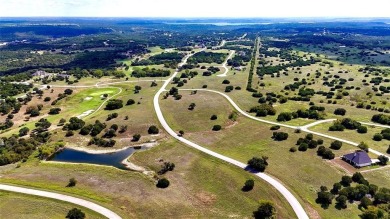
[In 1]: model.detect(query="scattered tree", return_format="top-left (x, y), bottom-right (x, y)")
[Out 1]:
top-left (247, 156), bottom-right (268, 172)
top-left (242, 179), bottom-right (255, 191)
top-left (66, 208), bottom-right (85, 219)
top-left (67, 178), bottom-right (77, 187)
top-left (156, 178), bottom-right (170, 188)
top-left (253, 200), bottom-right (276, 219)
top-left (148, 125), bottom-right (159, 134)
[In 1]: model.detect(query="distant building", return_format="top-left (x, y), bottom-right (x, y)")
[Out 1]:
top-left (32, 70), bottom-right (49, 77)
top-left (342, 151), bottom-right (372, 168)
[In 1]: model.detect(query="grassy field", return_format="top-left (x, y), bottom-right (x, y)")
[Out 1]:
top-left (310, 122), bottom-right (390, 154)
top-left (0, 137), bottom-right (296, 219)
top-left (160, 90), bottom-right (366, 219)
top-left (0, 191), bottom-right (104, 219)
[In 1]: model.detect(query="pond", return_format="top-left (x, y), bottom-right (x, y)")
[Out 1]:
top-left (50, 147), bottom-right (145, 170)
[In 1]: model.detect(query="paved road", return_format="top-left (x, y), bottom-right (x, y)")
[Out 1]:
top-left (300, 119), bottom-right (336, 129)
top-left (360, 121), bottom-right (390, 129)
top-left (154, 52), bottom-right (309, 219)
top-left (217, 50), bottom-right (235, 77)
top-left (179, 89), bottom-right (390, 160)
top-left (0, 184), bottom-right (121, 219)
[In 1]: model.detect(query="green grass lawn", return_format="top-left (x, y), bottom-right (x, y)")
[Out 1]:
top-left (310, 122), bottom-right (390, 154)
top-left (0, 87), bottom-right (120, 138)
top-left (0, 191), bottom-right (104, 219)
top-left (0, 138), bottom-right (296, 219)
top-left (159, 90), bottom-right (366, 219)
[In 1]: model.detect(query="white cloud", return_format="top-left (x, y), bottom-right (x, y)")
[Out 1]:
top-left (0, 0), bottom-right (389, 17)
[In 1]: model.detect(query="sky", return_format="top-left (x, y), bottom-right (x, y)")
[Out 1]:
top-left (0, 0), bottom-right (389, 18)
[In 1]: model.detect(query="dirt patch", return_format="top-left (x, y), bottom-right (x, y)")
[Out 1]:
top-left (305, 203), bottom-right (321, 219)
top-left (329, 158), bottom-right (357, 174)
top-left (195, 192), bottom-right (216, 206)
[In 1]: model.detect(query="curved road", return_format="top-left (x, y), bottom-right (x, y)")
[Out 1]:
top-left (0, 184), bottom-right (121, 219)
top-left (217, 50), bottom-right (235, 77)
top-left (179, 89), bottom-right (389, 159)
top-left (154, 52), bottom-right (309, 219)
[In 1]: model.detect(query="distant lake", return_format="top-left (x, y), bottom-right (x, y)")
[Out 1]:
top-left (165, 22), bottom-right (272, 26)
top-left (50, 147), bottom-right (145, 170)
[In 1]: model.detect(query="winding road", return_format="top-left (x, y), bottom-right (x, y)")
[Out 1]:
top-left (179, 89), bottom-right (389, 159)
top-left (154, 51), bottom-right (309, 219)
top-left (217, 50), bottom-right (235, 77)
top-left (4, 39), bottom-right (389, 219)
top-left (0, 184), bottom-right (121, 219)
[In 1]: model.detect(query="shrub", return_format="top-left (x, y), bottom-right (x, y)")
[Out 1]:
top-left (210, 115), bottom-right (218, 120)
top-left (359, 197), bottom-right (373, 209)
top-left (329, 122), bottom-right (345, 131)
top-left (126, 99), bottom-right (135, 105)
top-left (242, 179), bottom-right (255, 191)
top-left (305, 133), bottom-right (313, 140)
top-left (247, 156), bottom-right (268, 172)
top-left (225, 85), bottom-right (234, 92)
top-left (65, 130), bottom-right (74, 137)
top-left (212, 125), bottom-right (222, 131)
top-left (298, 143), bottom-right (308, 151)
top-left (19, 127), bottom-right (30, 136)
top-left (67, 178), bottom-right (77, 187)
top-left (373, 133), bottom-right (383, 141)
top-left (316, 186), bottom-right (334, 206)
top-left (357, 126), bottom-right (368, 134)
top-left (387, 145), bottom-right (390, 154)
top-left (63, 117), bottom-right (85, 131)
top-left (330, 140), bottom-right (343, 150)
top-left (352, 172), bottom-right (365, 184)
top-left (334, 108), bottom-right (347, 116)
top-left (341, 176), bottom-right (352, 187)
top-left (277, 112), bottom-right (292, 122)
top-left (317, 146), bottom-right (335, 159)
top-left (270, 125), bottom-right (280, 130)
top-left (66, 208), bottom-right (85, 219)
top-left (358, 142), bottom-right (369, 152)
top-left (336, 195), bottom-right (348, 209)
top-left (253, 200), bottom-right (276, 219)
top-left (378, 155), bottom-right (389, 165)
top-left (49, 108), bottom-right (61, 115)
top-left (308, 140), bottom-right (318, 149)
top-left (158, 162), bottom-right (175, 175)
top-left (105, 99), bottom-right (123, 110)
top-left (272, 132), bottom-right (288, 141)
top-left (44, 97), bottom-right (51, 102)
top-left (289, 147), bottom-right (297, 152)
top-left (222, 79), bottom-right (230, 84)
top-left (132, 134), bottom-right (141, 141)
top-left (188, 103), bottom-right (196, 110)
top-left (156, 178), bottom-right (170, 188)
top-left (148, 125), bottom-right (159, 134)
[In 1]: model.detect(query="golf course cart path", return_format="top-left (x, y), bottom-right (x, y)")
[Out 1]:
top-left (0, 184), bottom-right (121, 219)
top-left (154, 50), bottom-right (309, 219)
top-left (217, 50), bottom-right (235, 77)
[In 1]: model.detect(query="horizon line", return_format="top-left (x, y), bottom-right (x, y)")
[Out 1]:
top-left (1, 16), bottom-right (390, 19)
